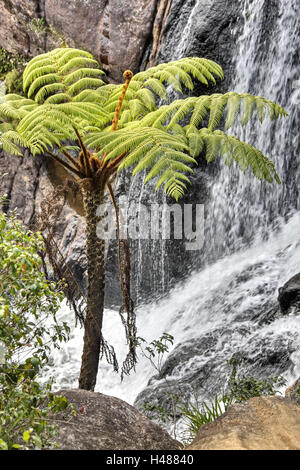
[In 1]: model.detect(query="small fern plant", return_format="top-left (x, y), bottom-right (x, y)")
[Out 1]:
top-left (0, 47), bottom-right (287, 391)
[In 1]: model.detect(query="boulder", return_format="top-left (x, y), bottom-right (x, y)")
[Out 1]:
top-left (186, 396), bottom-right (300, 450)
top-left (278, 273), bottom-right (300, 313)
top-left (285, 377), bottom-right (300, 404)
top-left (52, 389), bottom-right (183, 450)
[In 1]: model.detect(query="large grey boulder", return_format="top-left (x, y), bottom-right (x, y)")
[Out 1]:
top-left (52, 389), bottom-right (183, 450)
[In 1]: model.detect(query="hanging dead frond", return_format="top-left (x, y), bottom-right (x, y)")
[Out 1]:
top-left (35, 180), bottom-right (86, 326)
top-left (107, 182), bottom-right (137, 379)
top-left (99, 334), bottom-right (119, 373)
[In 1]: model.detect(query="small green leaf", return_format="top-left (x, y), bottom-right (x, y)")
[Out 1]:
top-left (23, 430), bottom-right (31, 443)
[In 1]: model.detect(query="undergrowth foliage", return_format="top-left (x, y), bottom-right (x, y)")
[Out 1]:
top-left (0, 47), bottom-right (287, 201)
top-left (0, 188), bottom-right (70, 449)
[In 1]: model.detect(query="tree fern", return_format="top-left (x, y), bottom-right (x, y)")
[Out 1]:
top-left (0, 47), bottom-right (287, 199)
top-left (0, 46), bottom-right (288, 391)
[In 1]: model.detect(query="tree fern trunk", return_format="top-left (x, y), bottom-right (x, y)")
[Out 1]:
top-left (78, 178), bottom-right (106, 390)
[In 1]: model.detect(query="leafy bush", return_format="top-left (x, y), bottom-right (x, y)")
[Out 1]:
top-left (0, 48), bottom-right (26, 80)
top-left (4, 69), bottom-right (24, 95)
top-left (0, 188), bottom-right (71, 449)
top-left (0, 48), bottom-right (27, 96)
top-left (225, 357), bottom-right (286, 403)
top-left (29, 18), bottom-right (47, 34)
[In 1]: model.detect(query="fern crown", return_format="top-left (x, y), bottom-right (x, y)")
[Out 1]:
top-left (0, 47), bottom-right (287, 200)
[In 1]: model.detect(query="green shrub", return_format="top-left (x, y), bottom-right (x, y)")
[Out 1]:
top-left (0, 48), bottom-right (27, 80)
top-left (29, 18), bottom-right (47, 34)
top-left (4, 69), bottom-right (24, 95)
top-left (225, 357), bottom-right (286, 402)
top-left (0, 188), bottom-right (71, 449)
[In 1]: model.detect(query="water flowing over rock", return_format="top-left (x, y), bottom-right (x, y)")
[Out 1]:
top-left (186, 396), bottom-right (300, 450)
top-left (133, 0), bottom-right (300, 435)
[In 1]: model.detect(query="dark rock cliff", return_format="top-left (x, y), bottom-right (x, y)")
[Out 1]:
top-left (0, 0), bottom-right (158, 82)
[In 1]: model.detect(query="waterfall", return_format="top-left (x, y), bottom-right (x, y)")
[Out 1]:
top-left (42, 0), bottom-right (300, 437)
top-left (206, 0), bottom-right (300, 261)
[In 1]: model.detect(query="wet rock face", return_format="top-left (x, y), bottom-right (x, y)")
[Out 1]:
top-left (0, 0), bottom-right (45, 58)
top-left (156, 0), bottom-right (241, 91)
top-left (0, 0), bottom-right (157, 82)
top-left (52, 389), bottom-right (183, 450)
top-left (0, 149), bottom-right (41, 225)
top-left (278, 273), bottom-right (300, 313)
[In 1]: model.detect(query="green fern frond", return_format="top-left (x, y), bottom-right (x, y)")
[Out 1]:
top-left (136, 92), bottom-right (287, 135)
top-left (0, 129), bottom-right (35, 155)
top-left (186, 126), bottom-right (205, 157)
top-left (44, 93), bottom-right (70, 104)
top-left (27, 73), bottom-right (60, 98)
top-left (190, 96), bottom-right (212, 127)
top-left (224, 92), bottom-right (242, 130)
top-left (167, 98), bottom-right (198, 129)
top-left (198, 128), bottom-right (281, 183)
top-left (23, 61), bottom-right (57, 88)
top-left (142, 78), bottom-right (168, 100)
top-left (0, 122), bottom-right (14, 133)
top-left (22, 48), bottom-right (105, 104)
top-left (34, 83), bottom-right (66, 103)
top-left (0, 104), bottom-right (20, 122)
top-left (0, 134), bottom-right (23, 155)
top-left (4, 96), bottom-right (37, 109)
top-left (207, 94), bottom-right (227, 130)
top-left (0, 47), bottom-right (286, 202)
top-left (133, 57), bottom-right (223, 94)
top-left (63, 67), bottom-right (105, 85)
top-left (60, 57), bottom-right (99, 75)
top-left (135, 88), bottom-right (156, 111)
top-left (68, 78), bottom-right (105, 97)
top-left (223, 92), bottom-right (287, 130)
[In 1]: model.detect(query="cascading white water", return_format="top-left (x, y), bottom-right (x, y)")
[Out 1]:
top-left (206, 0), bottom-right (300, 261)
top-left (43, 210), bottom-right (300, 403)
top-left (42, 0), bottom-right (300, 434)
